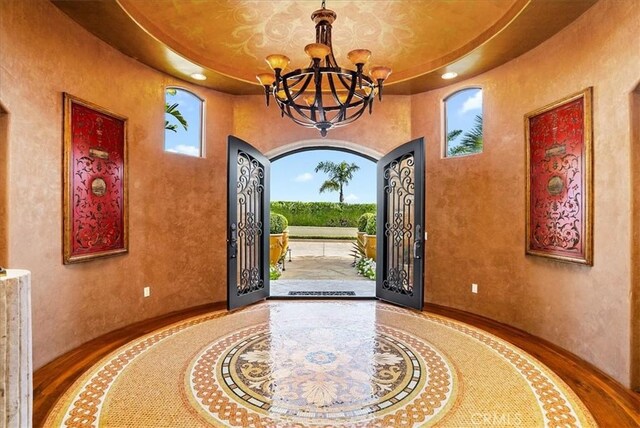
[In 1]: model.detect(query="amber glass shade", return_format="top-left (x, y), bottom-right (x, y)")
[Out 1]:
top-left (347, 49), bottom-right (371, 65)
top-left (370, 66), bottom-right (392, 81)
top-left (256, 73), bottom-right (275, 87)
top-left (276, 90), bottom-right (287, 100)
top-left (265, 54), bottom-right (290, 71)
top-left (337, 93), bottom-right (349, 104)
top-left (304, 43), bottom-right (331, 60)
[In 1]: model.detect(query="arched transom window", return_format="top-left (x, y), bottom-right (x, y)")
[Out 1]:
top-left (444, 88), bottom-right (483, 157)
top-left (164, 87), bottom-right (204, 157)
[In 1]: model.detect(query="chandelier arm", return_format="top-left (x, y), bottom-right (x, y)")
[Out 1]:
top-left (280, 101), bottom-right (315, 126)
top-left (326, 73), bottom-right (345, 106)
top-left (314, 67), bottom-right (327, 124)
top-left (326, 73), bottom-right (350, 122)
top-left (331, 103), bottom-right (368, 127)
top-left (283, 106), bottom-right (318, 128)
top-left (283, 73), bottom-right (307, 90)
top-left (279, 78), bottom-right (316, 123)
top-left (280, 98), bottom-right (314, 124)
top-left (282, 73), bottom-right (314, 102)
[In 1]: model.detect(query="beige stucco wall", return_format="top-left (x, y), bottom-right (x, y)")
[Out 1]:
top-left (411, 0), bottom-right (639, 386)
top-left (0, 0), bottom-right (233, 369)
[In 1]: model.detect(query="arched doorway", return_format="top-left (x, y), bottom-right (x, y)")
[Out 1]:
top-left (265, 138), bottom-right (383, 162)
top-left (227, 135), bottom-right (426, 311)
top-left (268, 145), bottom-right (377, 298)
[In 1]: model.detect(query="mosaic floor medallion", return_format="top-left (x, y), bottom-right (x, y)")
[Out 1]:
top-left (44, 301), bottom-right (597, 427)
top-left (188, 324), bottom-right (453, 425)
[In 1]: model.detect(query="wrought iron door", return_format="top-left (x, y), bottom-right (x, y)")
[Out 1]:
top-left (376, 138), bottom-right (425, 310)
top-left (227, 136), bottom-right (270, 310)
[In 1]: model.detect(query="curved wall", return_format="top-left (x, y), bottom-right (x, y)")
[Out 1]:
top-left (0, 0), bottom-right (233, 369)
top-left (2, 0), bottom-right (638, 388)
top-left (410, 0), bottom-right (639, 385)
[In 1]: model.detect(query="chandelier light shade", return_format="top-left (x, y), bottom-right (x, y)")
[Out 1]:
top-left (255, 0), bottom-right (392, 137)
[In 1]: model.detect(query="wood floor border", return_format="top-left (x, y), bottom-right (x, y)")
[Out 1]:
top-left (33, 300), bottom-right (639, 427)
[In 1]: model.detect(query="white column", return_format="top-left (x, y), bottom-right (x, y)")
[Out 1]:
top-left (0, 270), bottom-right (32, 428)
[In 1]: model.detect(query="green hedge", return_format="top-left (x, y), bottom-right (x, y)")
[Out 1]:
top-left (271, 201), bottom-right (376, 227)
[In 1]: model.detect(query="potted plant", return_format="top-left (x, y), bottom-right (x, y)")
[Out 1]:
top-left (364, 215), bottom-right (377, 259)
top-left (269, 213), bottom-right (287, 265)
top-left (357, 213), bottom-right (374, 245)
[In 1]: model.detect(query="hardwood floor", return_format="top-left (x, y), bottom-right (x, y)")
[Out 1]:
top-left (33, 300), bottom-right (639, 427)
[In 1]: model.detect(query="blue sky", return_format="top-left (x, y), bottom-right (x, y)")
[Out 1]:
top-left (446, 88), bottom-right (483, 152)
top-left (165, 89), bottom-right (203, 156)
top-left (271, 150), bottom-right (376, 203)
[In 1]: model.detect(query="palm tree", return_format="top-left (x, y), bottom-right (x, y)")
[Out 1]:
top-left (165, 102), bottom-right (188, 133)
top-left (165, 88), bottom-right (188, 133)
top-left (449, 114), bottom-right (483, 156)
top-left (314, 161), bottom-right (360, 203)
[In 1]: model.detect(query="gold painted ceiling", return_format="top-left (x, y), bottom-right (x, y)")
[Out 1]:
top-left (52, 0), bottom-right (598, 95)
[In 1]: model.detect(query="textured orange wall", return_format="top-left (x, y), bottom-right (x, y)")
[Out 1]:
top-left (632, 86), bottom-right (640, 389)
top-left (0, 111), bottom-right (7, 267)
top-left (411, 0), bottom-right (639, 385)
top-left (232, 95), bottom-right (412, 156)
top-left (0, 0), bottom-right (233, 369)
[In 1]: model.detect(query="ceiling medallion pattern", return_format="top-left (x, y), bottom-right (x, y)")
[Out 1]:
top-left (256, 0), bottom-right (393, 136)
top-left (54, 1), bottom-right (598, 94)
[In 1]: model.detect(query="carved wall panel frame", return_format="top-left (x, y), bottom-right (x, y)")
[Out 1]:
top-left (63, 93), bottom-right (128, 264)
top-left (525, 87), bottom-right (593, 265)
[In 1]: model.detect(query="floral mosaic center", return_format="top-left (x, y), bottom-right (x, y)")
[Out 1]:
top-left (305, 350), bottom-right (337, 365)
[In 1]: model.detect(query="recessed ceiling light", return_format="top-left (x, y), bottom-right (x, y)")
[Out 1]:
top-left (441, 72), bottom-right (458, 80)
top-left (190, 73), bottom-right (207, 81)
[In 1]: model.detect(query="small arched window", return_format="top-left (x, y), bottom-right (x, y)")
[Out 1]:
top-left (444, 88), bottom-right (483, 157)
top-left (164, 87), bottom-right (204, 157)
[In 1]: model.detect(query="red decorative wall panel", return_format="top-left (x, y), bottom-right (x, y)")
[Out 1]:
top-left (526, 89), bottom-right (592, 265)
top-left (63, 94), bottom-right (128, 263)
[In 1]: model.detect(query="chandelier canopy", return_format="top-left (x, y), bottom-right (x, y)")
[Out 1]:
top-left (256, 1), bottom-right (392, 137)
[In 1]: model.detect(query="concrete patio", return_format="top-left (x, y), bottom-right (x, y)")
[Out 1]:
top-left (271, 239), bottom-right (375, 297)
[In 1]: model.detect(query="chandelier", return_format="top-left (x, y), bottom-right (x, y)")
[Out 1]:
top-left (256, 0), bottom-right (392, 137)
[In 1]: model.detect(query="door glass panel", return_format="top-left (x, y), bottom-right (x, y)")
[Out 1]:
top-left (383, 153), bottom-right (415, 296)
top-left (236, 150), bottom-right (265, 295)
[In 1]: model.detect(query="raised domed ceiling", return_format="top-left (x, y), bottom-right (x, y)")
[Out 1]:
top-left (53, 0), bottom-right (597, 95)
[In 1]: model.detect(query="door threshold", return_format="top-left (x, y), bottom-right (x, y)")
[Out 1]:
top-left (267, 296), bottom-right (378, 301)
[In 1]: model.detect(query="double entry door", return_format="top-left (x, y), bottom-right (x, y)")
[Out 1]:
top-left (227, 135), bottom-right (425, 311)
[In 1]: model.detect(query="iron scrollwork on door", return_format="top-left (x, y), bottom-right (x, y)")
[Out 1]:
top-left (236, 150), bottom-right (265, 295)
top-left (382, 153), bottom-right (415, 296)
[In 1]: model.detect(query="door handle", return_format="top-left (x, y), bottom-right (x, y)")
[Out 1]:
top-left (229, 223), bottom-right (237, 259)
top-left (413, 225), bottom-right (422, 259)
